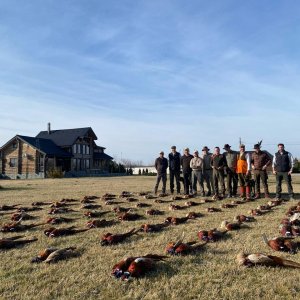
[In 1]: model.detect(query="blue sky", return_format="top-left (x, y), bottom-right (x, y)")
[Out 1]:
top-left (0, 0), bottom-right (300, 164)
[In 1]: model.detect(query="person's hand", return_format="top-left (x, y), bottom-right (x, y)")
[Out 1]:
top-left (246, 170), bottom-right (251, 176)
top-left (262, 165), bottom-right (267, 170)
top-left (288, 171), bottom-right (292, 176)
top-left (273, 170), bottom-right (277, 175)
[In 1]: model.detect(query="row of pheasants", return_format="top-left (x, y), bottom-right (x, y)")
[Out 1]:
top-left (1, 191), bottom-right (300, 280)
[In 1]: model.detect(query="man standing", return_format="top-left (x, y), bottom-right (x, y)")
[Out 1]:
top-left (190, 150), bottom-right (204, 196)
top-left (202, 146), bottom-right (214, 196)
top-left (236, 144), bottom-right (251, 200)
top-left (272, 143), bottom-right (294, 200)
top-left (211, 147), bottom-right (227, 200)
top-left (223, 144), bottom-right (238, 198)
top-left (251, 143), bottom-right (271, 199)
top-left (168, 146), bottom-right (181, 194)
top-left (154, 151), bottom-right (168, 195)
top-left (180, 148), bottom-right (193, 195)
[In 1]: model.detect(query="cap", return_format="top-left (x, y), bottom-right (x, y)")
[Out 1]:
top-left (159, 151), bottom-right (164, 154)
top-left (184, 147), bottom-right (190, 152)
top-left (223, 144), bottom-right (231, 150)
top-left (171, 146), bottom-right (176, 149)
top-left (253, 144), bottom-right (260, 150)
top-left (194, 150), bottom-right (199, 154)
top-left (240, 144), bottom-right (245, 148)
top-left (202, 146), bottom-right (210, 151)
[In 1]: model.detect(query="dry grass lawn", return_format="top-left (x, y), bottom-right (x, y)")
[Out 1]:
top-left (0, 175), bottom-right (300, 300)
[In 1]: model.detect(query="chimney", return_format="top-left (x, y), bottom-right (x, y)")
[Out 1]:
top-left (47, 122), bottom-right (51, 134)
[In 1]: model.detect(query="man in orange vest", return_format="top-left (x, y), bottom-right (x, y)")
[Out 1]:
top-left (236, 144), bottom-right (251, 200)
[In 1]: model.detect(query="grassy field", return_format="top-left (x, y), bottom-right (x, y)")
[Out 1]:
top-left (0, 176), bottom-right (300, 300)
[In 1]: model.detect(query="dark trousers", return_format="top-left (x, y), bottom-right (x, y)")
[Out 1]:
top-left (191, 170), bottom-right (204, 194)
top-left (169, 170), bottom-right (181, 193)
top-left (213, 169), bottom-right (225, 196)
top-left (276, 172), bottom-right (293, 198)
top-left (154, 173), bottom-right (167, 194)
top-left (203, 169), bottom-right (214, 194)
top-left (226, 168), bottom-right (238, 196)
top-left (253, 170), bottom-right (269, 194)
top-left (183, 171), bottom-right (192, 195)
top-left (238, 173), bottom-right (251, 187)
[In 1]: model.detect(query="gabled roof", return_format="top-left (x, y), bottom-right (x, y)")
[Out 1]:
top-left (0, 135), bottom-right (72, 158)
top-left (93, 152), bottom-right (113, 160)
top-left (36, 127), bottom-right (97, 147)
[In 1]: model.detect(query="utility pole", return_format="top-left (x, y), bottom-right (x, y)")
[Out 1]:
top-left (239, 137), bottom-right (242, 146)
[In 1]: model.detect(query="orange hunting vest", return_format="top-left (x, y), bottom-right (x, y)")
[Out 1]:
top-left (237, 153), bottom-right (247, 174)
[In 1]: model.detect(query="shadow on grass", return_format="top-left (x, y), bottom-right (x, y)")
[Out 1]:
top-left (0, 186), bottom-right (35, 191)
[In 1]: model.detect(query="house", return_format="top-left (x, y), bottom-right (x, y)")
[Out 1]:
top-left (0, 124), bottom-right (113, 179)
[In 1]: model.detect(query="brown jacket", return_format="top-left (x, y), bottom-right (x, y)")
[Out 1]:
top-left (251, 151), bottom-right (271, 170)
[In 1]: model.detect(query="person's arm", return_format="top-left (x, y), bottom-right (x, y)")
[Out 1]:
top-left (262, 153), bottom-right (271, 170)
top-left (246, 153), bottom-right (251, 173)
top-left (272, 155), bottom-right (277, 174)
top-left (165, 158), bottom-right (169, 169)
top-left (155, 158), bottom-right (158, 170)
top-left (288, 152), bottom-right (294, 175)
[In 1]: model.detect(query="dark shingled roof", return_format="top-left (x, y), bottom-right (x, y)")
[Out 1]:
top-left (18, 135), bottom-right (72, 157)
top-left (36, 127), bottom-right (97, 147)
top-left (93, 152), bottom-right (113, 160)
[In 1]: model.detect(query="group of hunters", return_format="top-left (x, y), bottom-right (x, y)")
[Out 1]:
top-left (154, 143), bottom-right (295, 201)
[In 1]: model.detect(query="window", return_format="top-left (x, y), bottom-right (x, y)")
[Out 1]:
top-left (12, 142), bottom-right (17, 149)
top-left (83, 145), bottom-right (86, 155)
top-left (72, 158), bottom-right (77, 169)
top-left (86, 145), bottom-right (90, 155)
top-left (73, 144), bottom-right (77, 154)
top-left (86, 159), bottom-right (90, 169)
top-left (77, 144), bottom-right (81, 154)
top-left (9, 158), bottom-right (17, 167)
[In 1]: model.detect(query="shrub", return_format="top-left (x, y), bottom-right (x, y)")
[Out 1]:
top-left (47, 168), bottom-right (64, 178)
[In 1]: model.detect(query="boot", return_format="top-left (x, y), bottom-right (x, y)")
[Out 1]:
top-left (240, 186), bottom-right (246, 199)
top-left (246, 186), bottom-right (251, 200)
top-left (264, 189), bottom-right (270, 199)
top-left (254, 193), bottom-right (260, 199)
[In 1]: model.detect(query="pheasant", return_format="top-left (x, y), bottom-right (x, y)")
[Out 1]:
top-left (169, 204), bottom-right (184, 211)
top-left (100, 228), bottom-right (139, 246)
top-left (164, 216), bottom-right (189, 225)
top-left (135, 203), bottom-right (151, 208)
top-left (31, 247), bottom-right (58, 262)
top-left (1, 221), bottom-right (45, 232)
top-left (121, 255), bottom-right (167, 280)
top-left (146, 209), bottom-right (163, 216)
top-left (184, 201), bottom-right (198, 207)
top-left (233, 215), bottom-right (255, 223)
top-left (17, 206), bottom-right (42, 212)
top-left (0, 236), bottom-right (38, 249)
top-left (48, 207), bottom-right (74, 214)
top-left (262, 234), bottom-right (298, 254)
top-left (117, 212), bottom-right (142, 221)
top-left (221, 204), bottom-right (238, 209)
top-left (279, 224), bottom-right (292, 237)
top-left (126, 197), bottom-right (138, 202)
top-left (11, 212), bottom-right (36, 221)
top-left (140, 223), bottom-right (169, 233)
top-left (119, 191), bottom-right (132, 198)
top-left (46, 217), bottom-right (76, 225)
top-left (206, 207), bottom-right (222, 213)
top-left (0, 204), bottom-right (20, 211)
top-left (236, 252), bottom-right (300, 268)
top-left (198, 228), bottom-right (228, 242)
top-left (84, 211), bottom-right (109, 218)
top-left (112, 254), bottom-right (167, 280)
top-left (86, 219), bottom-right (115, 228)
top-left (81, 204), bottom-right (101, 210)
top-left (44, 226), bottom-right (89, 238)
top-left (220, 220), bottom-right (242, 231)
top-left (185, 212), bottom-right (201, 219)
top-left (171, 196), bottom-right (184, 200)
top-left (31, 201), bottom-right (52, 206)
top-left (291, 226), bottom-right (300, 236)
top-left (165, 239), bottom-right (207, 255)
